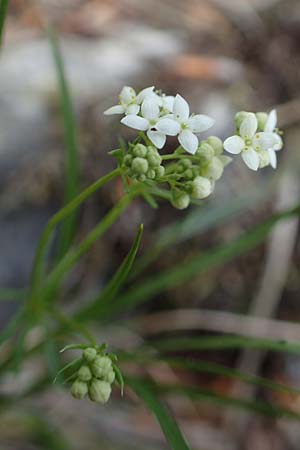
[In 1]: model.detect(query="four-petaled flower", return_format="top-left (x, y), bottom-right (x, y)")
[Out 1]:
top-left (224, 113), bottom-right (279, 171)
top-left (104, 86), bottom-right (155, 116)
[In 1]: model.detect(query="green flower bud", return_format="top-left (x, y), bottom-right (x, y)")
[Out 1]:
top-left (147, 169), bottom-right (156, 180)
top-left (147, 150), bottom-right (162, 167)
top-left (78, 365), bottom-right (92, 382)
top-left (131, 157), bottom-right (148, 174)
top-left (258, 150), bottom-right (270, 168)
top-left (91, 356), bottom-right (112, 379)
top-left (172, 192), bottom-right (190, 210)
top-left (132, 143), bottom-right (147, 158)
top-left (204, 156), bottom-right (224, 181)
top-left (83, 347), bottom-right (97, 363)
top-left (71, 379), bottom-right (88, 399)
top-left (180, 158), bottom-right (192, 169)
top-left (207, 136), bottom-right (223, 155)
top-left (123, 154), bottom-right (133, 167)
top-left (256, 112), bottom-right (268, 131)
top-left (138, 174), bottom-right (146, 182)
top-left (89, 380), bottom-right (112, 404)
top-left (235, 111), bottom-right (249, 130)
top-left (191, 176), bottom-right (212, 199)
top-left (155, 166), bottom-right (165, 178)
top-left (196, 142), bottom-right (214, 163)
top-left (184, 169), bottom-right (194, 180)
top-left (103, 369), bottom-right (116, 384)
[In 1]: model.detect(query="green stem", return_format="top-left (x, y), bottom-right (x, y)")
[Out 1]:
top-left (162, 154), bottom-right (198, 162)
top-left (29, 168), bottom-right (121, 297)
top-left (30, 185), bottom-right (141, 314)
top-left (0, 0), bottom-right (9, 47)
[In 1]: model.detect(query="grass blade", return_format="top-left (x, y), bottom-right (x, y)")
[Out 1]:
top-left (79, 224), bottom-right (144, 319)
top-left (0, 306), bottom-right (24, 346)
top-left (127, 377), bottom-right (191, 450)
top-left (0, 0), bottom-right (9, 47)
top-left (48, 26), bottom-right (80, 259)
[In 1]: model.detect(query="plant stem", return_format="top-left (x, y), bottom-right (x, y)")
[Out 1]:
top-left (0, 0), bottom-right (9, 47)
top-left (29, 168), bottom-right (121, 298)
top-left (162, 154), bottom-right (198, 162)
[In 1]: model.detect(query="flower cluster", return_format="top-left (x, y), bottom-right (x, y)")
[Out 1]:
top-left (104, 86), bottom-right (284, 209)
top-left (224, 110), bottom-right (283, 170)
top-left (68, 346), bottom-right (120, 404)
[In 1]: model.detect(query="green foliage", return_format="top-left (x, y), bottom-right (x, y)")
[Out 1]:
top-left (0, 0), bottom-right (9, 46)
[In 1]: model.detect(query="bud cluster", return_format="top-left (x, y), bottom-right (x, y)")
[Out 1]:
top-left (70, 347), bottom-right (117, 404)
top-left (123, 143), bottom-right (165, 182)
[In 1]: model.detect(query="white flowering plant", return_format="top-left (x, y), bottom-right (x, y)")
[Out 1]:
top-left (2, 25), bottom-right (300, 450)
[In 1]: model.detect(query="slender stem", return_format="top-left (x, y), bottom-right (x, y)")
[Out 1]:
top-left (0, 0), bottom-right (9, 47)
top-left (162, 154), bottom-right (198, 162)
top-left (29, 168), bottom-right (121, 297)
top-left (30, 185), bottom-right (141, 314)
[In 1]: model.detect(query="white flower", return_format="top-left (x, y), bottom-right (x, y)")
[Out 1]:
top-left (263, 109), bottom-right (283, 169)
top-left (104, 86), bottom-right (155, 116)
top-left (121, 97), bottom-right (179, 149)
top-left (224, 113), bottom-right (279, 171)
top-left (160, 94), bottom-right (215, 155)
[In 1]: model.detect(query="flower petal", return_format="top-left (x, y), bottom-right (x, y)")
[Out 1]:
top-left (188, 114), bottom-right (215, 133)
top-left (141, 98), bottom-right (160, 120)
top-left (254, 132), bottom-right (279, 151)
top-left (264, 109), bottom-right (277, 132)
top-left (104, 105), bottom-right (125, 115)
top-left (136, 86), bottom-right (155, 104)
top-left (147, 130), bottom-right (166, 149)
top-left (121, 114), bottom-right (149, 131)
top-left (173, 94), bottom-right (190, 121)
top-left (125, 104), bottom-right (140, 115)
top-left (241, 148), bottom-right (259, 171)
top-left (240, 113), bottom-right (258, 138)
top-left (162, 95), bottom-right (175, 112)
top-left (273, 134), bottom-right (283, 151)
top-left (156, 118), bottom-right (180, 136)
top-left (268, 149), bottom-right (277, 169)
top-left (178, 129), bottom-right (198, 154)
top-left (120, 86), bottom-right (136, 104)
top-left (223, 135), bottom-right (244, 154)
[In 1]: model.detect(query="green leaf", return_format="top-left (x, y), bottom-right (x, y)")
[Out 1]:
top-left (53, 357), bottom-right (82, 383)
top-left (0, 0), bottom-right (9, 46)
top-left (48, 26), bottom-right (80, 260)
top-left (127, 377), bottom-right (191, 450)
top-left (93, 205), bottom-right (300, 318)
top-left (152, 334), bottom-right (300, 355)
top-left (78, 224), bottom-right (144, 319)
top-left (0, 306), bottom-right (24, 346)
top-left (112, 362), bottom-right (124, 395)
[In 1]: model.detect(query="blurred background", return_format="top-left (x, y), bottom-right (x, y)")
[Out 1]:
top-left (1, 0), bottom-right (300, 449)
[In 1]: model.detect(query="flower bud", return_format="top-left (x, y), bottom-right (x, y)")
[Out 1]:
top-left (180, 158), bottom-right (192, 169)
top-left (83, 347), bottom-right (97, 363)
top-left (147, 149), bottom-right (162, 167)
top-left (235, 111), bottom-right (249, 130)
top-left (204, 157), bottom-right (224, 181)
top-left (184, 169), bottom-right (194, 180)
top-left (172, 192), bottom-right (190, 210)
top-left (91, 356), bottom-right (112, 378)
top-left (191, 176), bottom-right (212, 199)
top-left (207, 136), bottom-right (223, 155)
top-left (256, 112), bottom-right (268, 131)
top-left (89, 380), bottom-right (112, 404)
top-left (132, 143), bottom-right (147, 158)
top-left (71, 379), bottom-right (88, 399)
top-left (147, 169), bottom-right (156, 180)
top-left (103, 369), bottom-right (116, 384)
top-left (155, 166), bottom-right (165, 178)
top-left (131, 157), bottom-right (149, 174)
top-left (123, 154), bottom-right (133, 167)
top-left (196, 142), bottom-right (214, 163)
top-left (78, 365), bottom-right (92, 382)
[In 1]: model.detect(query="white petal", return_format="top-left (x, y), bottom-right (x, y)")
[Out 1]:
top-left (125, 104), bottom-right (140, 115)
top-left (120, 86), bottom-right (136, 104)
top-left (104, 105), bottom-right (125, 115)
top-left (188, 114), bottom-right (215, 133)
top-left (241, 148), bottom-right (259, 171)
top-left (268, 149), bottom-right (277, 169)
top-left (240, 113), bottom-right (258, 138)
top-left (156, 118), bottom-right (180, 136)
top-left (147, 130), bottom-right (166, 149)
top-left (253, 132), bottom-right (279, 151)
top-left (162, 96), bottom-right (175, 112)
top-left (121, 114), bottom-right (149, 131)
top-left (141, 98), bottom-right (160, 120)
top-left (136, 86), bottom-right (155, 104)
top-left (173, 94), bottom-right (190, 121)
top-left (273, 134), bottom-right (283, 151)
top-left (223, 135), bottom-right (244, 154)
top-left (178, 129), bottom-right (198, 154)
top-left (264, 109), bottom-right (277, 132)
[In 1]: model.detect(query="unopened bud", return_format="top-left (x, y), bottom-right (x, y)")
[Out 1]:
top-left (132, 143), bottom-right (147, 158)
top-left (191, 176), bottom-right (212, 199)
top-left (103, 369), bottom-right (116, 384)
top-left (155, 166), bottom-right (165, 178)
top-left (78, 365), bottom-right (92, 382)
top-left (196, 142), bottom-right (214, 162)
top-left (71, 379), bottom-right (88, 400)
top-left (147, 148), bottom-right (162, 167)
top-left (172, 192), bottom-right (190, 210)
top-left (131, 157), bottom-right (148, 174)
top-left (256, 112), bottom-right (268, 131)
top-left (89, 380), bottom-right (112, 404)
top-left (235, 111), bottom-right (249, 130)
top-left (91, 356), bottom-right (112, 379)
top-left (207, 136), bottom-right (223, 155)
top-left (83, 347), bottom-right (97, 363)
top-left (204, 157), bottom-right (224, 180)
